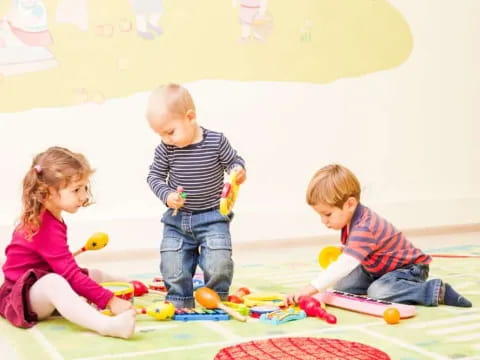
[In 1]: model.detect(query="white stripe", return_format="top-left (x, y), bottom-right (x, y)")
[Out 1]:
top-left (450, 282), bottom-right (476, 290)
top-left (409, 314), bottom-right (480, 329)
top-left (0, 333), bottom-right (19, 360)
top-left (248, 270), bottom-right (315, 279)
top-left (428, 322), bottom-right (480, 335)
top-left (358, 327), bottom-right (448, 360)
top-left (279, 278), bottom-right (318, 286)
top-left (268, 273), bottom-right (318, 281)
top-left (200, 321), bottom-right (243, 341)
top-left (136, 323), bottom-right (179, 333)
top-left (28, 326), bottom-right (65, 360)
top-left (450, 333), bottom-right (480, 342)
top-left (437, 306), bottom-right (480, 315)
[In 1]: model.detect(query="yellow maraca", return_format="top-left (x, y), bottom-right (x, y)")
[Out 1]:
top-left (136, 302), bottom-right (175, 320)
top-left (219, 170), bottom-right (241, 216)
top-left (195, 287), bottom-right (247, 322)
top-left (73, 232), bottom-right (109, 257)
top-left (103, 302), bottom-right (175, 321)
top-left (318, 246), bottom-right (343, 269)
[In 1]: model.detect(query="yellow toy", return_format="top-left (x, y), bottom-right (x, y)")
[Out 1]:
top-left (219, 170), bottom-right (241, 215)
top-left (242, 293), bottom-right (285, 307)
top-left (136, 302), bottom-right (175, 320)
top-left (318, 245), bottom-right (342, 269)
top-left (73, 232), bottom-right (109, 256)
top-left (103, 302), bottom-right (175, 321)
top-left (100, 282), bottom-right (134, 301)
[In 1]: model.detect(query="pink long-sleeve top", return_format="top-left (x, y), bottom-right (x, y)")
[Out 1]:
top-left (2, 210), bottom-right (113, 309)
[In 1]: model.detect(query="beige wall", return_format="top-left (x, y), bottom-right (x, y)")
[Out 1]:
top-left (1, 0), bottom-right (479, 252)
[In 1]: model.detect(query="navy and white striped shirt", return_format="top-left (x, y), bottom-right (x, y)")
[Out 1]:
top-left (147, 128), bottom-right (245, 212)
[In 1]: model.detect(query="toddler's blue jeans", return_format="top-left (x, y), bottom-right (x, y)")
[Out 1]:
top-left (334, 263), bottom-right (442, 306)
top-left (160, 208), bottom-right (234, 308)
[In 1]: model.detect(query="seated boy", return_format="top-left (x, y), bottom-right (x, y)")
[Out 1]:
top-left (285, 164), bottom-right (472, 308)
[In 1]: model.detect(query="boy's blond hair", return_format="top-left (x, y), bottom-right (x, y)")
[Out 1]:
top-left (147, 83), bottom-right (196, 119)
top-left (306, 164), bottom-right (361, 208)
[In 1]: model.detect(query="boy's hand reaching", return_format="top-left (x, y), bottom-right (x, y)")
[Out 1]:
top-left (107, 296), bottom-right (134, 315)
top-left (233, 166), bottom-right (247, 185)
top-left (167, 191), bottom-right (186, 210)
top-left (285, 284), bottom-right (318, 306)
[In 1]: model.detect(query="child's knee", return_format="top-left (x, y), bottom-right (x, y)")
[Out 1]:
top-left (367, 281), bottom-right (391, 300)
top-left (42, 273), bottom-right (67, 286)
top-left (35, 273), bottom-right (71, 296)
top-left (206, 254), bottom-right (233, 275)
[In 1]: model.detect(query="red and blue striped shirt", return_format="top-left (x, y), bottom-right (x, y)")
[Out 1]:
top-left (342, 204), bottom-right (431, 276)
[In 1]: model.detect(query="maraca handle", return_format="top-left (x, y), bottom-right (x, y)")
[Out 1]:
top-left (72, 247), bottom-right (86, 257)
top-left (217, 302), bottom-right (247, 322)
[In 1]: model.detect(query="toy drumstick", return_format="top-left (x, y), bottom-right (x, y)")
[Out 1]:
top-left (172, 186), bottom-right (187, 216)
top-left (73, 232), bottom-right (109, 257)
top-left (194, 287), bottom-right (247, 322)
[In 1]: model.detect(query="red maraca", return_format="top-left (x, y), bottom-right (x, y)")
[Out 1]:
top-left (130, 280), bottom-right (149, 296)
top-left (228, 287), bottom-right (251, 304)
top-left (298, 296), bottom-right (337, 324)
top-left (195, 287), bottom-right (247, 322)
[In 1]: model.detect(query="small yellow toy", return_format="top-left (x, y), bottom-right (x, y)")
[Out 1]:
top-left (136, 302), bottom-right (175, 320)
top-left (103, 302), bottom-right (175, 321)
top-left (73, 232), bottom-right (109, 256)
top-left (318, 245), bottom-right (342, 269)
top-left (219, 170), bottom-right (241, 215)
top-left (242, 293), bottom-right (285, 307)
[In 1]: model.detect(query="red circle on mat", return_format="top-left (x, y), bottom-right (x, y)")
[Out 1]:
top-left (214, 337), bottom-right (391, 360)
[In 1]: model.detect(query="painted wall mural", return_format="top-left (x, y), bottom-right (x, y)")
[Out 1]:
top-left (0, 0), bottom-right (412, 112)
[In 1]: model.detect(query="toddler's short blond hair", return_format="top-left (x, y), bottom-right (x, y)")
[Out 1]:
top-left (147, 83), bottom-right (195, 119)
top-left (306, 164), bottom-right (361, 208)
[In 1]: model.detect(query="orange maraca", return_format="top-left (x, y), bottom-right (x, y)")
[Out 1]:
top-left (194, 287), bottom-right (247, 322)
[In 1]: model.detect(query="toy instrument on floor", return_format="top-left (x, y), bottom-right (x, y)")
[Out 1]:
top-left (194, 287), bottom-right (247, 322)
top-left (314, 290), bottom-right (416, 318)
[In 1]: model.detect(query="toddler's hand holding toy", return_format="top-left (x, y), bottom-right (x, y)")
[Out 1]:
top-left (167, 186), bottom-right (187, 215)
top-left (107, 296), bottom-right (135, 316)
top-left (232, 165), bottom-right (247, 184)
top-left (285, 284), bottom-right (318, 306)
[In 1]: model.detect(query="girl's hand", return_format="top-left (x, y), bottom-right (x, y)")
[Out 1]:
top-left (167, 191), bottom-right (186, 210)
top-left (285, 285), bottom-right (318, 306)
top-left (107, 296), bottom-right (134, 315)
top-left (233, 166), bottom-right (247, 185)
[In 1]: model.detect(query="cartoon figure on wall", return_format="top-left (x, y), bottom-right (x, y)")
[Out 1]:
top-left (0, 0), bottom-right (58, 76)
top-left (56, 0), bottom-right (89, 31)
top-left (129, 0), bottom-right (163, 40)
top-left (232, 0), bottom-right (273, 42)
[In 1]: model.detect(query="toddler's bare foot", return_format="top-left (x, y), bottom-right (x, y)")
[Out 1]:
top-left (101, 309), bottom-right (136, 339)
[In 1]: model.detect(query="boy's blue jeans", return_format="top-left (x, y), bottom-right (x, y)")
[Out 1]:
top-left (334, 263), bottom-right (442, 306)
top-left (160, 208), bottom-right (234, 308)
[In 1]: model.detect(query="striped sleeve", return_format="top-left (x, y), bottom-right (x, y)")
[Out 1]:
top-left (147, 143), bottom-right (173, 205)
top-left (343, 226), bottom-right (377, 262)
top-left (218, 133), bottom-right (245, 172)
